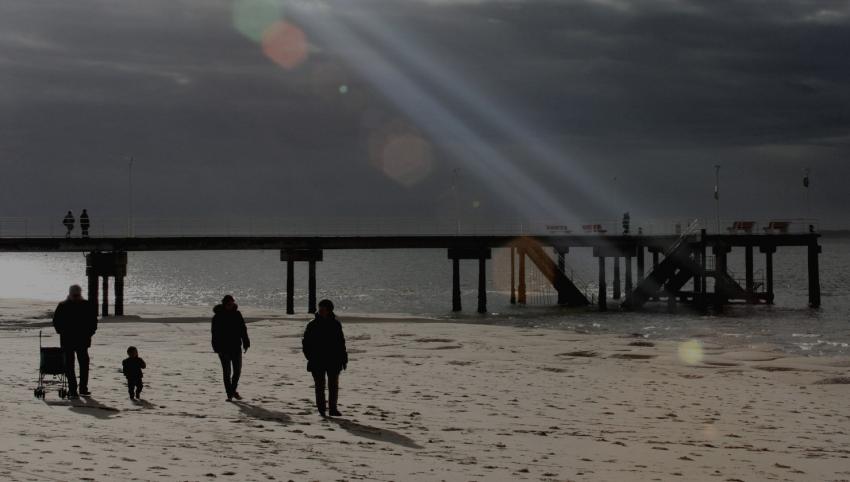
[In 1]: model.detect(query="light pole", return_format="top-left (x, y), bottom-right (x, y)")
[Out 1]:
top-left (127, 156), bottom-right (134, 237)
top-left (714, 164), bottom-right (721, 234)
top-left (803, 167), bottom-right (811, 223)
top-left (451, 168), bottom-right (461, 235)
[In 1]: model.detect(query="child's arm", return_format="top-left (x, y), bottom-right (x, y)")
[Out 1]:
top-left (139, 358), bottom-right (147, 369)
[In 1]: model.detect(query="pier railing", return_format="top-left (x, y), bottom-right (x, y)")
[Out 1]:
top-left (0, 216), bottom-right (819, 239)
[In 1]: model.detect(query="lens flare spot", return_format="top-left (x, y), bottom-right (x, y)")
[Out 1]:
top-left (262, 21), bottom-right (309, 70)
top-left (677, 339), bottom-right (704, 365)
top-left (703, 424), bottom-right (718, 441)
top-left (472, 200), bottom-right (481, 208)
top-left (233, 0), bottom-right (282, 43)
top-left (379, 135), bottom-right (434, 187)
top-left (339, 84), bottom-right (348, 94)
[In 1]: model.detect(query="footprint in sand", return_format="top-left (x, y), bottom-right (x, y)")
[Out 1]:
top-left (609, 353), bottom-right (656, 360)
top-left (557, 350), bottom-right (598, 358)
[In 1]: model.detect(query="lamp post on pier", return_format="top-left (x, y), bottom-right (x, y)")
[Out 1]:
top-left (127, 156), bottom-right (134, 237)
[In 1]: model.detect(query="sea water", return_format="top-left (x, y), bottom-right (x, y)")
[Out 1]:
top-left (1, 236), bottom-right (848, 356)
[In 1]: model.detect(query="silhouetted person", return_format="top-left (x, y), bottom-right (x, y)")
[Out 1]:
top-left (52, 285), bottom-right (97, 398)
top-left (302, 299), bottom-right (348, 417)
top-left (80, 209), bottom-right (90, 238)
top-left (63, 211), bottom-right (75, 239)
top-left (211, 295), bottom-right (250, 401)
top-left (122, 346), bottom-right (147, 400)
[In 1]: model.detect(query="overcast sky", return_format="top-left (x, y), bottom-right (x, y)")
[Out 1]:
top-left (1, 0), bottom-right (848, 230)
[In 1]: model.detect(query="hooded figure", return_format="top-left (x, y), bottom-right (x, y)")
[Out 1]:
top-left (52, 284), bottom-right (97, 398)
top-left (63, 211), bottom-right (75, 239)
top-left (79, 209), bottom-right (90, 238)
top-left (302, 299), bottom-right (348, 417)
top-left (211, 295), bottom-right (250, 401)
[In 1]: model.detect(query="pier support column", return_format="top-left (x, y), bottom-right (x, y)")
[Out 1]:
top-left (625, 256), bottom-right (633, 295)
top-left (281, 249), bottom-right (323, 315)
top-left (760, 245), bottom-right (776, 305)
top-left (518, 249), bottom-right (527, 305)
top-left (808, 242), bottom-right (821, 308)
top-left (509, 248), bottom-right (516, 305)
top-left (598, 256), bottom-right (607, 312)
top-left (613, 257), bottom-right (621, 300)
top-left (745, 246), bottom-right (754, 302)
top-left (87, 273), bottom-right (99, 311)
top-left (286, 259), bottom-right (295, 315)
top-left (86, 251), bottom-right (127, 317)
top-left (636, 247), bottom-right (645, 283)
top-left (102, 276), bottom-right (109, 317)
top-left (115, 276), bottom-right (125, 316)
top-left (452, 258), bottom-right (462, 312)
top-left (448, 248), bottom-right (491, 313)
top-left (477, 257), bottom-right (487, 314)
top-left (308, 260), bottom-right (317, 314)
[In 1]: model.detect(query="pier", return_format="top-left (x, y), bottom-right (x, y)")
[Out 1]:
top-left (0, 226), bottom-right (821, 315)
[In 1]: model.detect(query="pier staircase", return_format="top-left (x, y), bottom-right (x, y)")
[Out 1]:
top-left (622, 240), bottom-right (703, 309)
top-left (517, 241), bottom-right (590, 306)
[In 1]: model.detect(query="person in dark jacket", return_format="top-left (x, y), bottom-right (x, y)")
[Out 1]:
top-left (63, 211), bottom-right (75, 239)
top-left (52, 284), bottom-right (98, 398)
top-left (302, 299), bottom-right (348, 417)
top-left (211, 295), bottom-right (250, 401)
top-left (122, 346), bottom-right (147, 400)
top-left (79, 209), bottom-right (90, 238)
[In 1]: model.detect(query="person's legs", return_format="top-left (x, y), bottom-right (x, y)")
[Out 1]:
top-left (230, 350), bottom-right (243, 394)
top-left (127, 379), bottom-right (135, 398)
top-left (64, 349), bottom-right (78, 395)
top-left (77, 348), bottom-right (90, 393)
top-left (135, 379), bottom-right (143, 398)
top-left (328, 372), bottom-right (340, 414)
top-left (312, 370), bottom-right (327, 414)
top-left (218, 353), bottom-right (233, 396)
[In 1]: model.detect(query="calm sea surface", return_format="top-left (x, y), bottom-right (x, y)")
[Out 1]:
top-left (1, 236), bottom-right (848, 355)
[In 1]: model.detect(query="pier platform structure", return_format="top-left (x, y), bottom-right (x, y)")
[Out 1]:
top-left (0, 230), bottom-right (821, 315)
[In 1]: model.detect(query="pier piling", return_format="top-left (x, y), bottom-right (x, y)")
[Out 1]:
top-left (613, 257), bottom-right (621, 300)
top-left (598, 256), bottom-right (607, 311)
top-left (478, 257), bottom-right (487, 313)
top-left (518, 249), bottom-right (527, 305)
top-left (509, 247), bottom-right (516, 305)
top-left (745, 245), bottom-right (754, 302)
top-left (281, 249), bottom-right (323, 314)
top-left (808, 242), bottom-right (821, 308)
top-left (760, 245), bottom-right (776, 305)
top-left (452, 258), bottom-right (461, 312)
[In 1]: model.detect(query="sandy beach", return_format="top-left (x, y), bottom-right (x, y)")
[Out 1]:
top-left (1, 304), bottom-right (849, 482)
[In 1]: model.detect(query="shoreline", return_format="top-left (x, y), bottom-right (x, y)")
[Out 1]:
top-left (1, 296), bottom-right (845, 359)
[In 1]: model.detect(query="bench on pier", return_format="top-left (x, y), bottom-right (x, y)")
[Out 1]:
top-left (763, 221), bottom-right (790, 234)
top-left (582, 224), bottom-right (607, 234)
top-left (727, 221), bottom-right (755, 234)
top-left (546, 224), bottom-right (572, 234)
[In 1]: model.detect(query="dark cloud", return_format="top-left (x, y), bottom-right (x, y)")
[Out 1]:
top-left (0, 0), bottom-right (848, 228)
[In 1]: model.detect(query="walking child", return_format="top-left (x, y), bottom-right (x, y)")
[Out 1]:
top-left (122, 346), bottom-right (146, 399)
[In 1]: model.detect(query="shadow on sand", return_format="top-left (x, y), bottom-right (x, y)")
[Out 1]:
top-left (132, 398), bottom-right (157, 409)
top-left (232, 401), bottom-right (292, 426)
top-left (45, 397), bottom-right (120, 419)
top-left (327, 417), bottom-right (423, 449)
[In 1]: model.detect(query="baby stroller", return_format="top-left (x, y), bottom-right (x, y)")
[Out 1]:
top-left (34, 330), bottom-right (69, 399)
